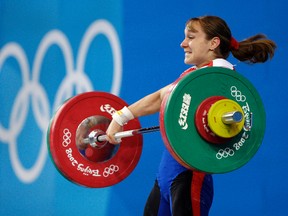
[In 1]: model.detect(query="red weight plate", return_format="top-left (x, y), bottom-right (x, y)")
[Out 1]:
top-left (85, 143), bottom-right (117, 163)
top-left (195, 96), bottom-right (231, 144)
top-left (48, 92), bottom-right (143, 188)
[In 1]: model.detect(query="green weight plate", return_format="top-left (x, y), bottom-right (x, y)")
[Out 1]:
top-left (160, 67), bottom-right (265, 173)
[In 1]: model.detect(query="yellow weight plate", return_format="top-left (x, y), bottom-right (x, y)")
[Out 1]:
top-left (207, 99), bottom-right (244, 138)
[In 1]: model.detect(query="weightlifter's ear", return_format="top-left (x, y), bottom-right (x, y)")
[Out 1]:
top-left (210, 37), bottom-right (220, 50)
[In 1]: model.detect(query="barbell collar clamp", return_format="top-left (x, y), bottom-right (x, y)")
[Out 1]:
top-left (221, 111), bottom-right (243, 124)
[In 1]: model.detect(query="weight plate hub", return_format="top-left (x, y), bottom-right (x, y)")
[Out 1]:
top-left (48, 92), bottom-right (143, 188)
top-left (194, 96), bottom-right (231, 144)
top-left (160, 67), bottom-right (266, 173)
top-left (208, 99), bottom-right (245, 138)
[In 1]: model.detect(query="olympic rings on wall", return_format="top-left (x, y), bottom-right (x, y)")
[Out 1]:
top-left (0, 19), bottom-right (122, 183)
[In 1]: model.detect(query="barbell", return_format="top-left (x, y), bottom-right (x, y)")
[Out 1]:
top-left (47, 67), bottom-right (266, 188)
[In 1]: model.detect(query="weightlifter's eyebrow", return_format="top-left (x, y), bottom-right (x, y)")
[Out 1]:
top-left (186, 25), bottom-right (199, 33)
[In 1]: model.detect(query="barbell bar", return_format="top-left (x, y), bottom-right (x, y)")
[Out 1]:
top-left (83, 110), bottom-right (243, 148)
top-left (83, 126), bottom-right (160, 147)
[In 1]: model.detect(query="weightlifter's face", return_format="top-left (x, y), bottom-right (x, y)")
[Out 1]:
top-left (180, 21), bottom-right (215, 68)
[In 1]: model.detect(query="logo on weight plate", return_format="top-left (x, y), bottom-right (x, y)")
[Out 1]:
top-left (216, 147), bottom-right (235, 159)
top-left (62, 128), bottom-right (72, 147)
top-left (100, 104), bottom-right (117, 116)
top-left (103, 164), bottom-right (119, 177)
top-left (230, 86), bottom-right (246, 102)
top-left (178, 93), bottom-right (191, 130)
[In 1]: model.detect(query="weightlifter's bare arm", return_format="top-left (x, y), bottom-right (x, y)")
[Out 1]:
top-left (106, 84), bottom-right (171, 144)
top-left (128, 84), bottom-right (171, 118)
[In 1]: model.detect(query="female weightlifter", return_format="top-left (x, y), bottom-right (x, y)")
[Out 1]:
top-left (106, 15), bottom-right (276, 216)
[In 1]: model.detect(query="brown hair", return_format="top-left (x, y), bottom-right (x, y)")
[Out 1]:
top-left (186, 16), bottom-right (276, 63)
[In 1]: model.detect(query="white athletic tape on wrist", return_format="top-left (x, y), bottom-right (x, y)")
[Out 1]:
top-left (121, 106), bottom-right (134, 120)
top-left (112, 106), bottom-right (134, 126)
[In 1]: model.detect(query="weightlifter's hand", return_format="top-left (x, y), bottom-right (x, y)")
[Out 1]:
top-left (105, 119), bottom-right (123, 144)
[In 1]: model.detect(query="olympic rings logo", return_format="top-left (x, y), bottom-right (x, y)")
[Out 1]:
top-left (230, 86), bottom-right (246, 102)
top-left (0, 19), bottom-right (122, 183)
top-left (216, 147), bottom-right (235, 160)
top-left (103, 164), bottom-right (119, 177)
top-left (62, 128), bottom-right (72, 147)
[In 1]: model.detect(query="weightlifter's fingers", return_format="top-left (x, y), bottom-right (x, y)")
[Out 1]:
top-left (106, 119), bottom-right (123, 144)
